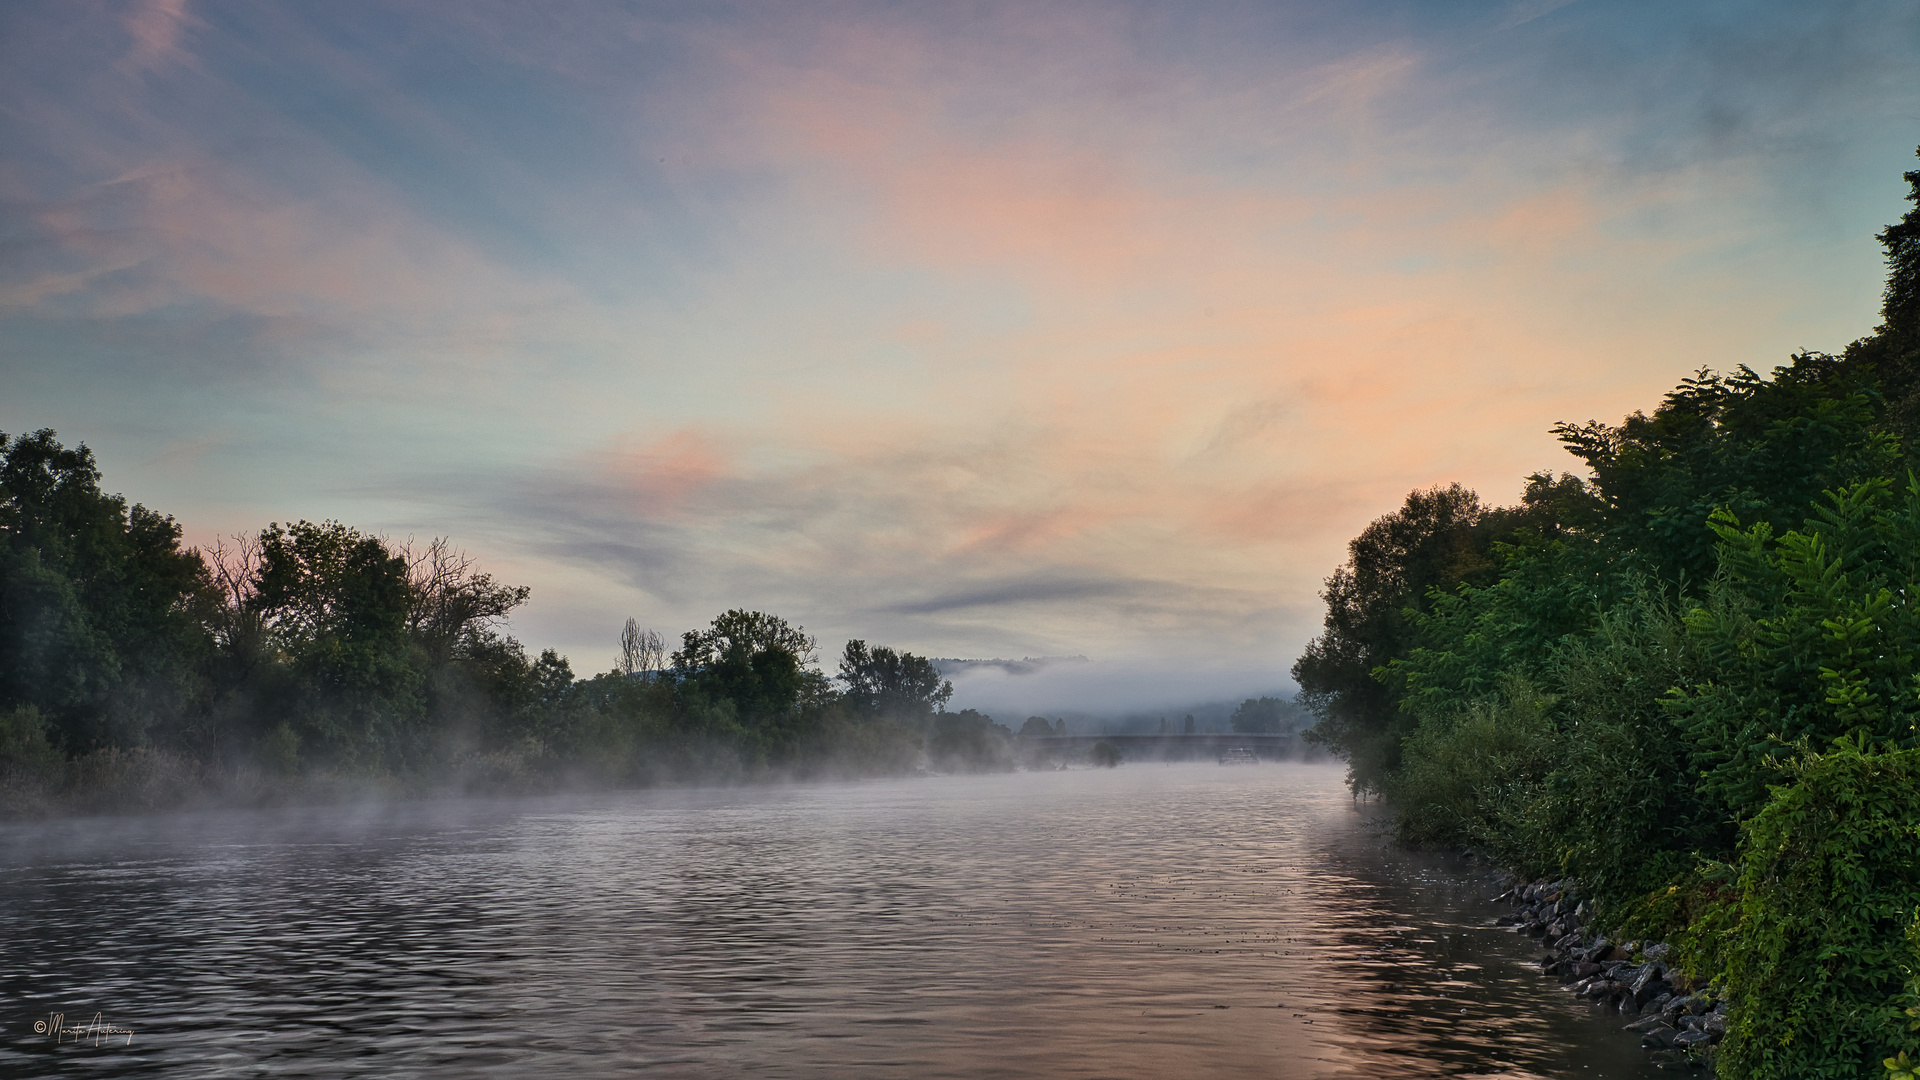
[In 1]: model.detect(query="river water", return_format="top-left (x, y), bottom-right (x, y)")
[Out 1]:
top-left (0, 762), bottom-right (1666, 1078)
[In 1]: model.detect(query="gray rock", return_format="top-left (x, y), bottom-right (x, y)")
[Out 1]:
top-left (1674, 1028), bottom-right (1713, 1048)
top-left (1704, 1013), bottom-right (1726, 1035)
top-left (1643, 942), bottom-right (1670, 960)
top-left (1639, 1024), bottom-right (1679, 1048)
top-left (1633, 980), bottom-right (1671, 1007)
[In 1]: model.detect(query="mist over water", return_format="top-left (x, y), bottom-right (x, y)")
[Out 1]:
top-left (942, 658), bottom-right (1291, 721)
top-left (2, 765), bottom-right (1660, 1078)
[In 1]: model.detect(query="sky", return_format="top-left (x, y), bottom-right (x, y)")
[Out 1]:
top-left (3, 0), bottom-right (1918, 717)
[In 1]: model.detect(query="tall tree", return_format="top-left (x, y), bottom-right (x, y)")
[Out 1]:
top-left (1292, 484), bottom-right (1494, 792)
top-left (837, 640), bottom-right (952, 724)
top-left (250, 520), bottom-right (421, 764)
top-left (617, 618), bottom-right (664, 679)
top-left (672, 610), bottom-right (826, 757)
top-left (1843, 145), bottom-right (1920, 443)
top-left (0, 429), bottom-right (210, 750)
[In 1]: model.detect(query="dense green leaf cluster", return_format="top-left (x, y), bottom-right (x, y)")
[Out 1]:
top-left (1714, 739), bottom-right (1920, 1079)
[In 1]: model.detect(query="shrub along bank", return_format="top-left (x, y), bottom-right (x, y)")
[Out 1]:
top-left (1294, 148), bottom-right (1920, 1079)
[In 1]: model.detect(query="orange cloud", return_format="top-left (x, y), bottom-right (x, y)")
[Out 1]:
top-left (602, 429), bottom-right (730, 517)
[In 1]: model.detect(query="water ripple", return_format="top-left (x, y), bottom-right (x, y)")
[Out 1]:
top-left (0, 764), bottom-right (1660, 1078)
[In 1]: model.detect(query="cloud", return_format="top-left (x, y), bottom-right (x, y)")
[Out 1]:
top-left (3, 0), bottom-right (1916, 685)
top-left (883, 575), bottom-right (1160, 616)
top-left (119, 0), bottom-right (195, 74)
top-left (1495, 0), bottom-right (1579, 33)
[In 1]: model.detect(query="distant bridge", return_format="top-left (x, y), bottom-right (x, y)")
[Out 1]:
top-left (1024, 733), bottom-right (1298, 758)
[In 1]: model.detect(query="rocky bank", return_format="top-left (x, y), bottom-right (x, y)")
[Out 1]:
top-left (1498, 878), bottom-right (1726, 1072)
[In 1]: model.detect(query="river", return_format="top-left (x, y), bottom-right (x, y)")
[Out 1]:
top-left (0, 762), bottom-right (1667, 1078)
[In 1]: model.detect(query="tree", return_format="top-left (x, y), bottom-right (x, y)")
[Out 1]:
top-left (1292, 484), bottom-right (1494, 791)
top-left (250, 520), bottom-right (421, 764)
top-left (673, 610), bottom-right (826, 757)
top-left (0, 429), bottom-right (211, 751)
top-left (1018, 715), bottom-right (1055, 739)
top-left (1293, 478), bottom-right (1602, 794)
top-left (617, 618), bottom-right (664, 680)
top-left (1554, 361), bottom-right (1892, 590)
top-left (1230, 696), bottom-right (1300, 734)
top-left (928, 709), bottom-right (1014, 772)
top-left (400, 537), bottom-right (529, 668)
top-left (1843, 145), bottom-right (1920, 441)
top-left (837, 639), bottom-right (952, 723)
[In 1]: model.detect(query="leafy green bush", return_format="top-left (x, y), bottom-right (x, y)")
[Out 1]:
top-left (1390, 673), bottom-right (1556, 869)
top-left (1541, 593), bottom-right (1727, 924)
top-left (1716, 737), bottom-right (1920, 1080)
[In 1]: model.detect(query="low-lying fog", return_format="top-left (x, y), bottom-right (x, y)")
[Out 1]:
top-left (940, 655), bottom-right (1295, 726)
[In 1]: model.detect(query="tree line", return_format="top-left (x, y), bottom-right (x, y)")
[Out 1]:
top-left (1293, 148), bottom-right (1920, 1078)
top-left (0, 443), bottom-right (1036, 813)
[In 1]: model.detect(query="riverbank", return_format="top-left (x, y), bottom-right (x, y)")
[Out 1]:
top-left (1500, 877), bottom-right (1725, 1072)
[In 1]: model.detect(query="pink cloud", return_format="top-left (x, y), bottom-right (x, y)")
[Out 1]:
top-left (119, 0), bottom-right (195, 74)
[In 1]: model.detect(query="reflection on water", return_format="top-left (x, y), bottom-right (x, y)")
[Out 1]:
top-left (0, 764), bottom-right (1662, 1078)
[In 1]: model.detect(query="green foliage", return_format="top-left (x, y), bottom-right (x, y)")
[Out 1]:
top-left (1539, 592), bottom-right (1725, 923)
top-left (1292, 150), bottom-right (1920, 1076)
top-left (1389, 674), bottom-right (1556, 865)
top-left (252, 520), bottom-right (423, 767)
top-left (1230, 696), bottom-right (1304, 733)
top-left (673, 609), bottom-right (828, 764)
top-left (838, 640), bottom-right (953, 724)
top-left (0, 429), bottom-right (212, 751)
top-left (1554, 359), bottom-right (1897, 591)
top-left (1295, 476), bottom-right (1598, 794)
top-left (1715, 739), bottom-right (1920, 1080)
top-left (1668, 478), bottom-right (1920, 823)
top-left (929, 709), bottom-right (1014, 773)
top-left (1017, 716), bottom-right (1056, 739)
top-left (0, 705), bottom-right (61, 774)
top-left (0, 428), bottom-right (975, 807)
top-left (1849, 148), bottom-right (1920, 442)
